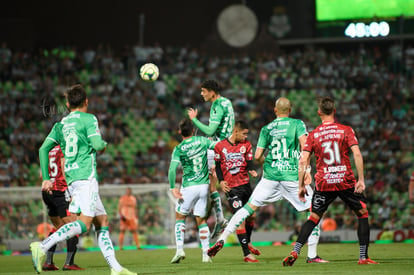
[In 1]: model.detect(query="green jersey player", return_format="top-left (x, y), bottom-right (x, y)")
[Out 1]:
top-left (168, 118), bottom-right (216, 264)
top-left (187, 79), bottom-right (234, 238)
top-left (31, 84), bottom-right (136, 275)
top-left (208, 97), bottom-right (327, 264)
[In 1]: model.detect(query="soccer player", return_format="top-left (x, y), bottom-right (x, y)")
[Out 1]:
top-left (409, 171), bottom-right (414, 202)
top-left (31, 84), bottom-right (136, 275)
top-left (282, 97), bottom-right (378, 266)
top-left (41, 145), bottom-right (83, 271)
top-left (187, 79), bottom-right (234, 238)
top-left (214, 120), bottom-right (260, 262)
top-left (118, 187), bottom-right (140, 250)
top-left (209, 97), bottom-right (327, 263)
top-left (168, 118), bottom-right (215, 264)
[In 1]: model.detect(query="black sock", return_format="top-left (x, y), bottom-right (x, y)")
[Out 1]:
top-left (236, 231), bottom-right (251, 257)
top-left (294, 220), bottom-right (317, 254)
top-left (65, 236), bottom-right (78, 265)
top-left (245, 221), bottom-right (254, 243)
top-left (358, 218), bottom-right (370, 259)
top-left (46, 231), bottom-right (56, 264)
top-left (46, 244), bottom-right (57, 264)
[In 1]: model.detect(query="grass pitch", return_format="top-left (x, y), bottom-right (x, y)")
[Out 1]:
top-left (0, 243), bottom-right (413, 275)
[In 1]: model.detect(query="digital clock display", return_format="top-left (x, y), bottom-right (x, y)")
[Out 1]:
top-left (344, 21), bottom-right (390, 38)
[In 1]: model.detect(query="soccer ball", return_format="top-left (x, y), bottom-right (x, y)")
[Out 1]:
top-left (139, 63), bottom-right (159, 82)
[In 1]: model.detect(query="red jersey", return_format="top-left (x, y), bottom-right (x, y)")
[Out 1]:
top-left (48, 146), bottom-right (67, 192)
top-left (304, 122), bottom-right (358, 191)
top-left (214, 139), bottom-right (253, 188)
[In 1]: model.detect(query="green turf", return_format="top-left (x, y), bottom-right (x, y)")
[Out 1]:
top-left (0, 243), bottom-right (413, 274)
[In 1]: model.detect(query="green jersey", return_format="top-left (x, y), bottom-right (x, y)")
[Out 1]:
top-left (257, 117), bottom-right (307, 181)
top-left (210, 97), bottom-right (234, 140)
top-left (40, 111), bottom-right (107, 184)
top-left (168, 136), bottom-right (215, 189)
top-left (192, 96), bottom-right (234, 141)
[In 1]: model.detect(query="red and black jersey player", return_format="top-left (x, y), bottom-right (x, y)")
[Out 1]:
top-left (214, 120), bottom-right (260, 263)
top-left (41, 145), bottom-right (84, 271)
top-left (283, 97), bottom-right (378, 266)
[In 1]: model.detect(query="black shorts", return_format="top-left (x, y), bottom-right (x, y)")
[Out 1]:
top-left (226, 184), bottom-right (253, 214)
top-left (311, 187), bottom-right (367, 216)
top-left (42, 190), bottom-right (70, 218)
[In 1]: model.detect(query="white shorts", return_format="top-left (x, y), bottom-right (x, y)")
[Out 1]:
top-left (175, 184), bottom-right (209, 218)
top-left (249, 178), bottom-right (313, 212)
top-left (207, 149), bottom-right (215, 172)
top-left (68, 178), bottom-right (107, 217)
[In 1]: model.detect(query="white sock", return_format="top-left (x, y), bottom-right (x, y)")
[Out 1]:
top-left (307, 219), bottom-right (321, 258)
top-left (96, 226), bottom-right (122, 272)
top-left (219, 207), bottom-right (252, 243)
top-left (41, 221), bottom-right (86, 252)
top-left (198, 223), bottom-right (210, 255)
top-left (210, 191), bottom-right (225, 222)
top-left (175, 220), bottom-right (185, 251)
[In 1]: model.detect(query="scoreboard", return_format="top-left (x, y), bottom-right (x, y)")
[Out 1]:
top-left (315, 0), bottom-right (414, 38)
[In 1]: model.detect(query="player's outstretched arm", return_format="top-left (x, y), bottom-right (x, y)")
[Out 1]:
top-left (188, 108), bottom-right (219, 136)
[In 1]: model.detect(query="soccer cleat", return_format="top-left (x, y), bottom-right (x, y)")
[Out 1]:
top-left (306, 255), bottom-right (329, 263)
top-left (358, 258), bottom-right (379, 265)
top-left (62, 264), bottom-right (85, 270)
top-left (170, 250), bottom-right (186, 264)
top-left (282, 251), bottom-right (298, 267)
top-left (248, 243), bottom-right (261, 256)
top-left (110, 267), bottom-right (137, 275)
top-left (42, 263), bottom-right (59, 271)
top-left (211, 219), bottom-right (228, 239)
top-left (202, 255), bottom-right (212, 263)
top-left (244, 254), bottom-right (259, 263)
top-left (30, 242), bottom-right (46, 274)
top-left (207, 240), bottom-right (224, 257)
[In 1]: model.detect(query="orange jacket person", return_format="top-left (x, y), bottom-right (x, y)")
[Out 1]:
top-left (118, 187), bottom-right (140, 250)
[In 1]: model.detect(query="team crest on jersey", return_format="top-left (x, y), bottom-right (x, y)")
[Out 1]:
top-left (240, 146), bottom-right (246, 153)
top-left (215, 153), bottom-right (220, 159)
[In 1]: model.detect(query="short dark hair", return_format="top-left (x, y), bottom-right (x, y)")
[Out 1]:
top-left (318, 97), bottom-right (335, 115)
top-left (65, 84), bottom-right (87, 109)
top-left (234, 120), bottom-right (248, 131)
top-left (179, 118), bottom-right (194, 137)
top-left (201, 80), bottom-right (220, 93)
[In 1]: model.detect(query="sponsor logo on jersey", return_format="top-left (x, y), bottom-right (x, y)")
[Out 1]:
top-left (181, 140), bottom-right (202, 151)
top-left (324, 165), bottom-right (347, 173)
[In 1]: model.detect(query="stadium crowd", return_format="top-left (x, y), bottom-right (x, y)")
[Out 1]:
top-left (0, 41), bottom-right (413, 240)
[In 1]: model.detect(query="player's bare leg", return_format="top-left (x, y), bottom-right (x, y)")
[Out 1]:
top-left (131, 229), bottom-right (140, 249)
